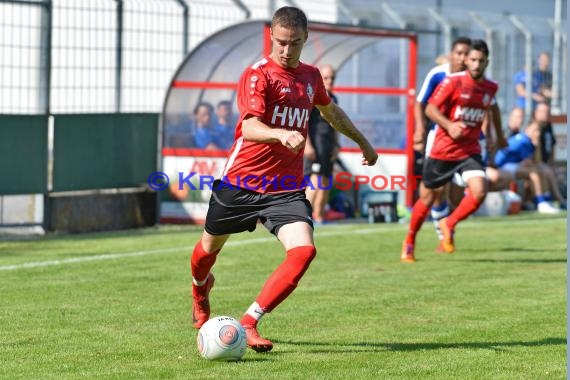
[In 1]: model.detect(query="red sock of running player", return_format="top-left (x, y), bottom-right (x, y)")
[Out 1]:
top-left (190, 241), bottom-right (220, 284)
top-left (446, 191), bottom-right (482, 230)
top-left (406, 199), bottom-right (430, 245)
top-left (244, 245), bottom-right (316, 325)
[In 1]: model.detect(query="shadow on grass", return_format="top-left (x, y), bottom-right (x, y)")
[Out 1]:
top-left (272, 337), bottom-right (566, 353)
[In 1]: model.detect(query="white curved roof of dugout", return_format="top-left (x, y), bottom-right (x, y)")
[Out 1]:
top-left (162, 20), bottom-right (416, 118)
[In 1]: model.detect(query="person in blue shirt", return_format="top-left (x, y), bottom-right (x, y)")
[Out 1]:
top-left (494, 121), bottom-right (560, 213)
top-left (213, 100), bottom-right (235, 150)
top-left (532, 102), bottom-right (565, 208)
top-left (192, 102), bottom-right (219, 150)
top-left (513, 52), bottom-right (553, 110)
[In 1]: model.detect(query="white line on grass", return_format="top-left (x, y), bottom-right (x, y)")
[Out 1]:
top-left (0, 217), bottom-right (563, 272)
top-left (0, 227), bottom-right (387, 272)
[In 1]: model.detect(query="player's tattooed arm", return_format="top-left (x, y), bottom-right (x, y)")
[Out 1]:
top-left (317, 102), bottom-right (378, 166)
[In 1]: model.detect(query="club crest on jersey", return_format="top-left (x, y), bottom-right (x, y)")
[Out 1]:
top-left (306, 83), bottom-right (314, 103)
top-left (482, 93), bottom-right (491, 106)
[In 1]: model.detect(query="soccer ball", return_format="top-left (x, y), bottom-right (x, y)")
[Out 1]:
top-left (197, 316), bottom-right (247, 361)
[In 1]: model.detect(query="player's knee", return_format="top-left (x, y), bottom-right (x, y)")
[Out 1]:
top-left (287, 245), bottom-right (317, 268)
top-left (286, 245), bottom-right (317, 285)
top-left (471, 188), bottom-right (486, 203)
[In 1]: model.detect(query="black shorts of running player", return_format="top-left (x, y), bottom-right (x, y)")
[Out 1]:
top-left (422, 154), bottom-right (486, 189)
top-left (204, 180), bottom-right (314, 236)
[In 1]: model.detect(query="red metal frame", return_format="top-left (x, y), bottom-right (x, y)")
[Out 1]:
top-left (406, 36), bottom-right (418, 207)
top-left (162, 147), bottom-right (228, 157)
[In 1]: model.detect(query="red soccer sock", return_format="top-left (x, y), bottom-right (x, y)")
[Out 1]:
top-left (255, 245), bottom-right (317, 312)
top-left (447, 191), bottom-right (482, 230)
top-left (190, 240), bottom-right (220, 284)
top-left (406, 199), bottom-right (430, 245)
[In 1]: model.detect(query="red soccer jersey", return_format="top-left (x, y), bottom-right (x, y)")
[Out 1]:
top-left (427, 71), bottom-right (498, 161)
top-left (221, 57), bottom-right (331, 193)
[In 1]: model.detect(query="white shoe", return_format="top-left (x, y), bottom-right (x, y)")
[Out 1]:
top-left (537, 201), bottom-right (561, 214)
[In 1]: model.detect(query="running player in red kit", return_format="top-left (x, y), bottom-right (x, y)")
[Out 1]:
top-left (402, 39), bottom-right (497, 258)
top-left (190, 6), bottom-right (378, 353)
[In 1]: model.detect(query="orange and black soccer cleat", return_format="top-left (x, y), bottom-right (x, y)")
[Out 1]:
top-left (438, 217), bottom-right (455, 253)
top-left (400, 242), bottom-right (416, 263)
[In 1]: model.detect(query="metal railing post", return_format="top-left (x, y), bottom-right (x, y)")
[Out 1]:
top-left (428, 8), bottom-right (452, 56)
top-left (381, 3), bottom-right (408, 113)
top-left (470, 12), bottom-right (494, 78)
top-left (551, 0), bottom-right (562, 113)
top-left (115, 0), bottom-right (123, 113)
top-left (173, 0), bottom-right (189, 55)
top-left (230, 0), bottom-right (250, 19)
top-left (509, 15), bottom-right (533, 119)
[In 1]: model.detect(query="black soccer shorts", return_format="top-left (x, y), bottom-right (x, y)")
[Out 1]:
top-left (422, 155), bottom-right (485, 189)
top-left (204, 180), bottom-right (314, 236)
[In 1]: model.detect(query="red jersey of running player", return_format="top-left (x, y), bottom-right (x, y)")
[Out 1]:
top-left (221, 57), bottom-right (331, 193)
top-left (427, 71), bottom-right (498, 161)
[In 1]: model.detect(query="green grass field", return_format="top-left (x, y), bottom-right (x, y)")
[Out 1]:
top-left (1, 213), bottom-right (566, 379)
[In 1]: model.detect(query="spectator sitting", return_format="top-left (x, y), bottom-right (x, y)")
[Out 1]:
top-left (494, 121), bottom-right (560, 214)
top-left (533, 102), bottom-right (566, 207)
top-left (507, 106), bottom-right (525, 137)
top-left (213, 100), bottom-right (235, 150)
top-left (193, 102), bottom-right (220, 150)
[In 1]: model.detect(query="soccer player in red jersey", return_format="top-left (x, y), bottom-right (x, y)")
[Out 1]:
top-left (190, 6), bottom-right (378, 352)
top-left (401, 39), bottom-right (498, 261)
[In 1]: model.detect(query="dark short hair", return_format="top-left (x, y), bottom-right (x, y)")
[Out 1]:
top-left (451, 36), bottom-right (471, 50)
top-left (271, 6), bottom-right (308, 32)
top-left (217, 100), bottom-right (232, 108)
top-left (193, 102), bottom-right (213, 115)
top-left (470, 39), bottom-right (489, 58)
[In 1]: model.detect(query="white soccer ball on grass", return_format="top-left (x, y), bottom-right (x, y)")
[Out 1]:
top-left (196, 316), bottom-right (247, 361)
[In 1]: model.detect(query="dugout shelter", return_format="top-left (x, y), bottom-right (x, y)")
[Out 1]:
top-left (161, 20), bottom-right (417, 224)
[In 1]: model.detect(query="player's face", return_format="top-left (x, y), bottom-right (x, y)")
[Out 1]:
top-left (270, 24), bottom-right (307, 69)
top-left (465, 49), bottom-right (488, 80)
top-left (450, 43), bottom-right (470, 73)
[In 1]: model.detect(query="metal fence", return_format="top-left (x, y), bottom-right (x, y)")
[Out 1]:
top-left (0, 0), bottom-right (246, 114)
top-left (0, 0), bottom-right (566, 229)
top-left (346, 2), bottom-right (567, 117)
top-left (0, 0), bottom-right (566, 116)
